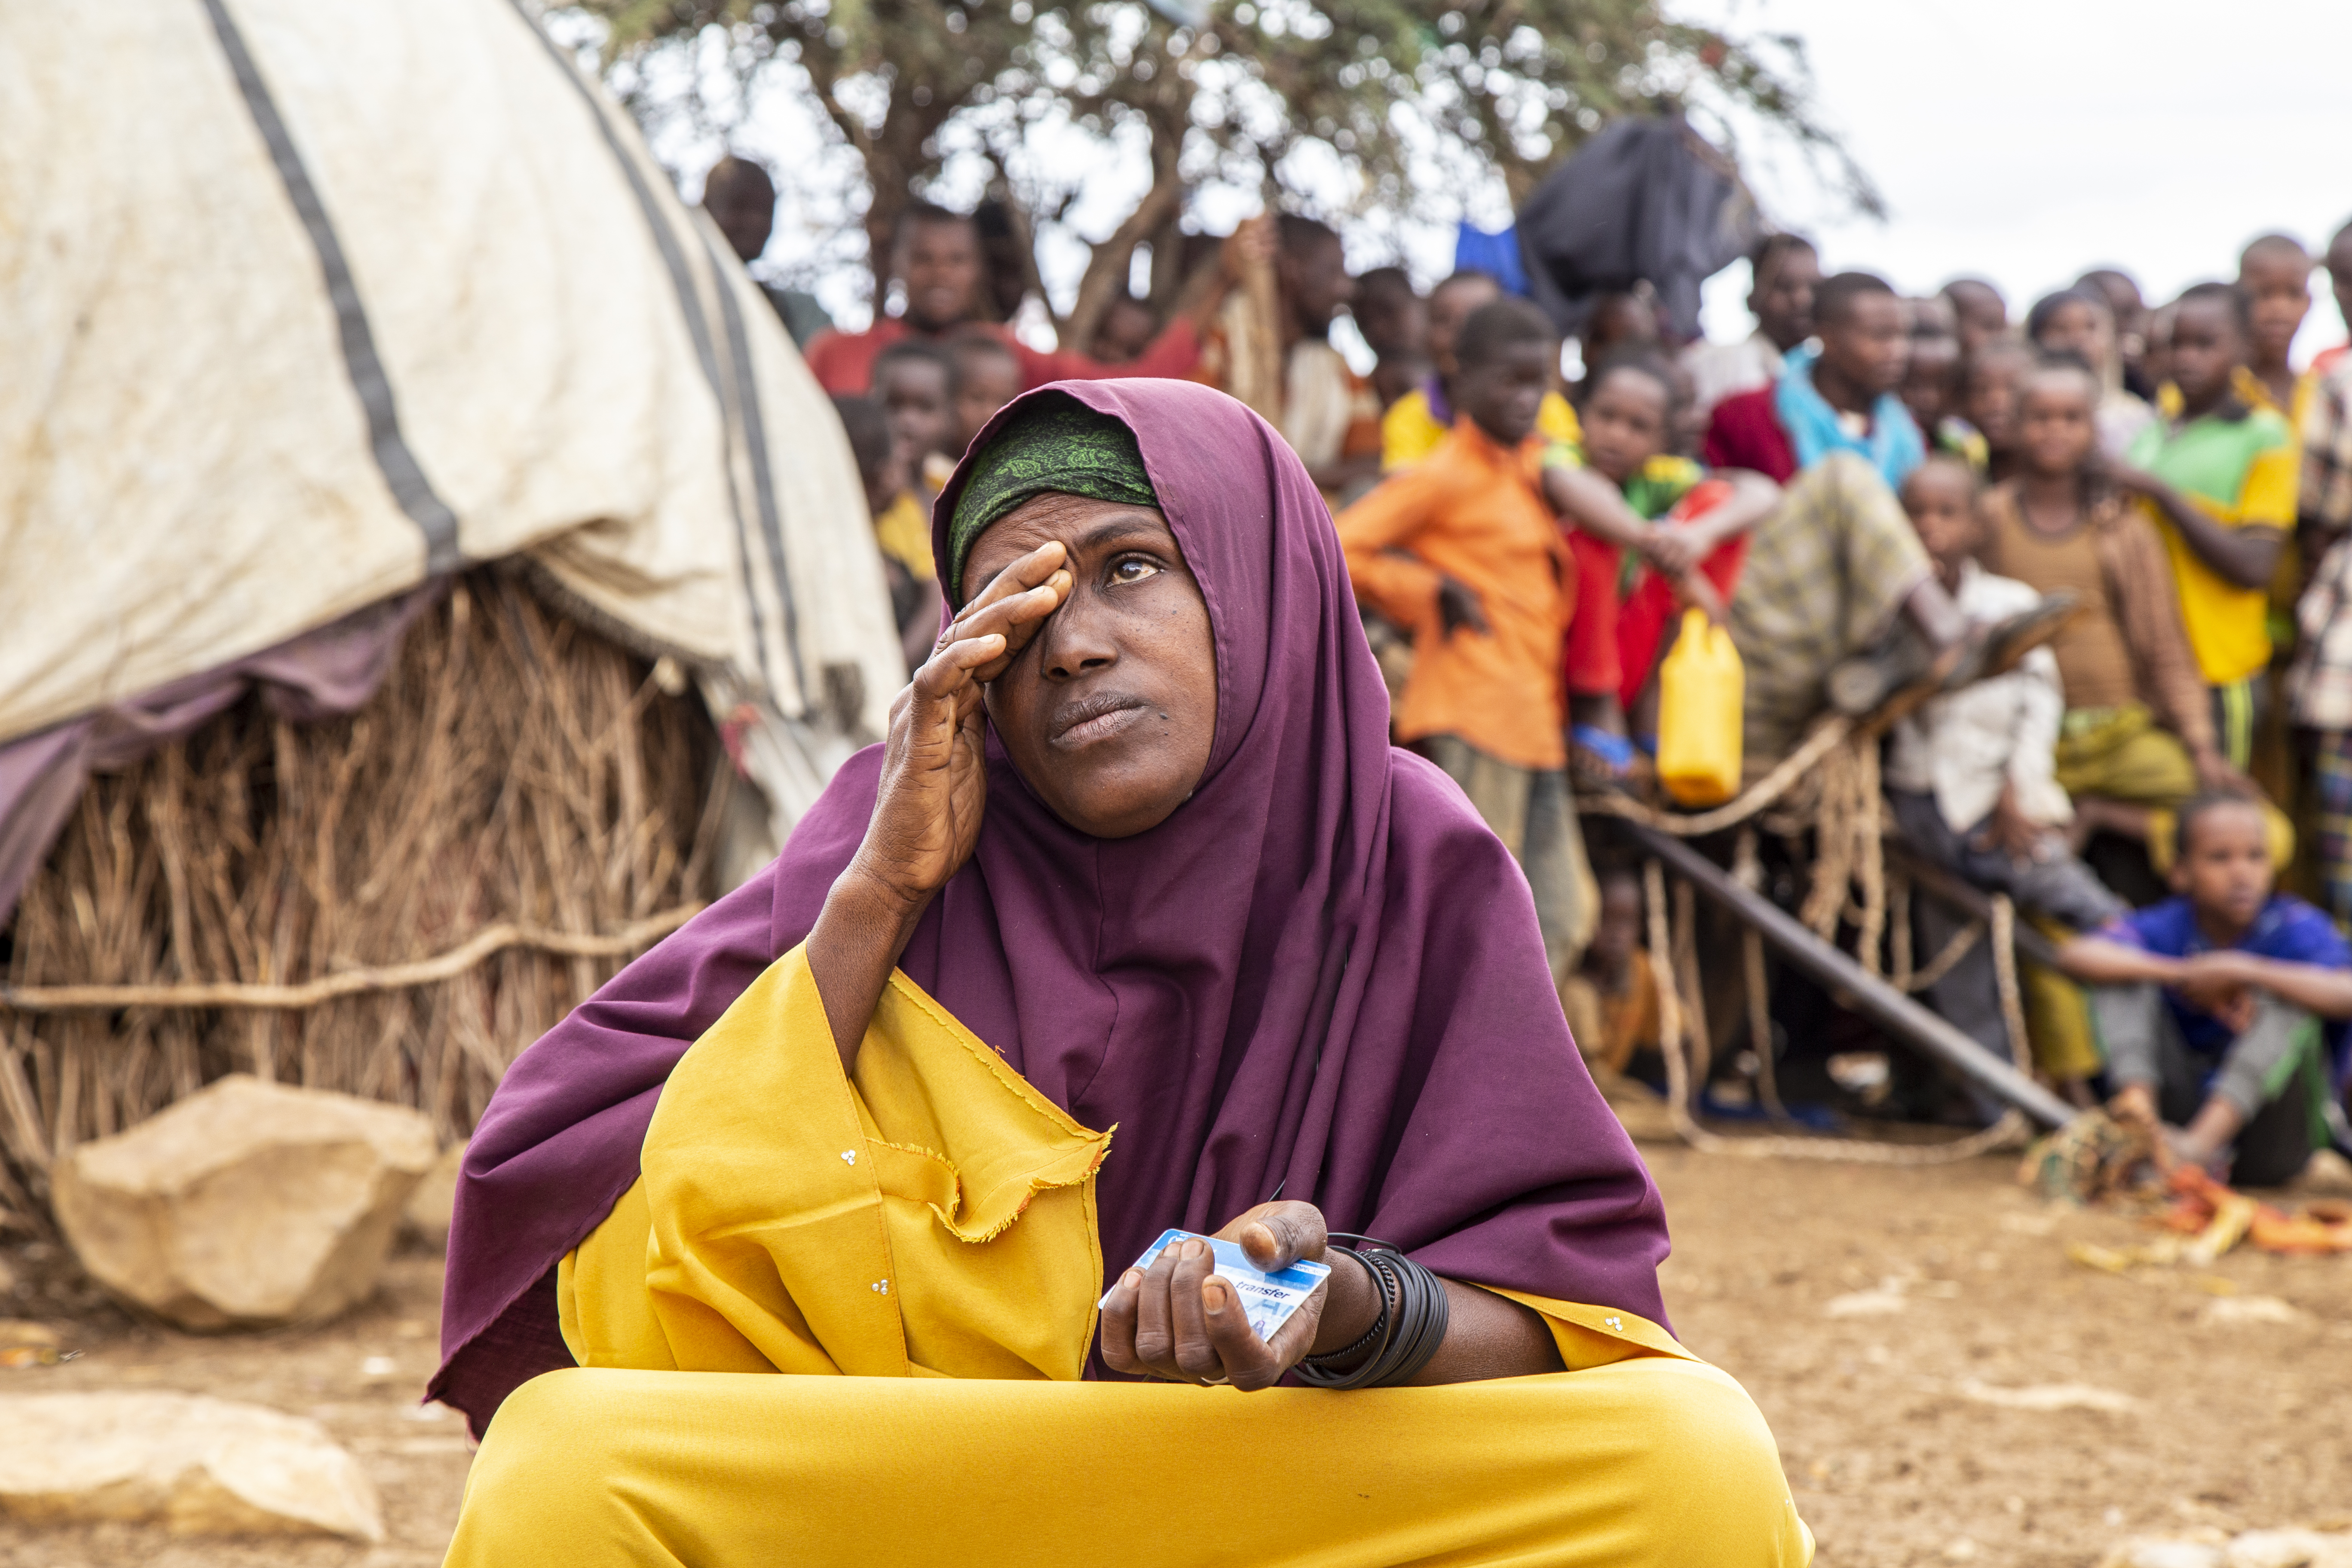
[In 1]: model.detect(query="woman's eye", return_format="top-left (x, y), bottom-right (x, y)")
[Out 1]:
top-left (1109, 557), bottom-right (1162, 585)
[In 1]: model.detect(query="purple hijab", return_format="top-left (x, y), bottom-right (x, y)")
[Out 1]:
top-left (432, 380), bottom-right (1668, 1435)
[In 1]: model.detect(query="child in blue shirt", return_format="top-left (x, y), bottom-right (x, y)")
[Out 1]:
top-left (2059, 793), bottom-right (2352, 1185)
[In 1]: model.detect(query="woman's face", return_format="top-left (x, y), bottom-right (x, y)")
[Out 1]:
top-left (962, 492), bottom-right (1219, 839)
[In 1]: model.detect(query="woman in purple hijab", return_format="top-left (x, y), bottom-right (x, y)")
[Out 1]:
top-left (436, 381), bottom-right (1809, 1566)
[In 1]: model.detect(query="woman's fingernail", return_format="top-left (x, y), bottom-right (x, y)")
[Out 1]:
top-left (1181, 1240), bottom-right (1207, 1261)
top-left (1203, 1280), bottom-right (1227, 1314)
top-left (1121, 1269), bottom-right (1143, 1291)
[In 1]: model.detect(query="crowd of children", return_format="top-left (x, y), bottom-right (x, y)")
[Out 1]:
top-left (797, 183), bottom-right (2352, 1191)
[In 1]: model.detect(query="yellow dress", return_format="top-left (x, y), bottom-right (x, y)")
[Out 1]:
top-left (872, 490), bottom-right (937, 581)
top-left (444, 949), bottom-right (1812, 1567)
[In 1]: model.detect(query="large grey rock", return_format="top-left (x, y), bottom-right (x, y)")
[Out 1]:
top-left (0, 1392), bottom-right (382, 1541)
top-left (52, 1074), bottom-right (435, 1330)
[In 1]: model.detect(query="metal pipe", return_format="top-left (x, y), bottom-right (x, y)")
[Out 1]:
top-left (1625, 821), bottom-right (2076, 1129)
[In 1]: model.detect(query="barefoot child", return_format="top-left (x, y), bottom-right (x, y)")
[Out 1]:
top-left (1886, 452), bottom-right (2125, 1101)
top-left (2060, 793), bottom-right (2352, 1186)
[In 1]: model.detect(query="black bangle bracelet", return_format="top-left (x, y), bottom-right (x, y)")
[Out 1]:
top-left (1293, 1240), bottom-right (1449, 1390)
top-left (1301, 1250), bottom-right (1390, 1369)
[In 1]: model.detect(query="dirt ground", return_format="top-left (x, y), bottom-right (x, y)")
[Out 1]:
top-left (2, 1148), bottom-right (2346, 1567)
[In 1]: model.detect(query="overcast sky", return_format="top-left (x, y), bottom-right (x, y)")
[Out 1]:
top-left (1681, 0), bottom-right (2352, 360)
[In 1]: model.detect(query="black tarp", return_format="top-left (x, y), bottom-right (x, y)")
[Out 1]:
top-left (1516, 114), bottom-right (1761, 340)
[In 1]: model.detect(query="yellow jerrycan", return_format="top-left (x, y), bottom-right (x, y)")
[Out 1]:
top-left (1656, 607), bottom-right (1743, 807)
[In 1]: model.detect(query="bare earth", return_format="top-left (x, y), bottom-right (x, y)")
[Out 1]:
top-left (3, 1149), bottom-right (2346, 1567)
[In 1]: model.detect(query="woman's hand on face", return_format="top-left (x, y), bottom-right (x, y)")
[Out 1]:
top-left (850, 542), bottom-right (1071, 916)
top-left (1098, 1201), bottom-right (1333, 1391)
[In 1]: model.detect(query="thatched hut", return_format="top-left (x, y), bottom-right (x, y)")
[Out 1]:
top-left (0, 0), bottom-right (903, 1227)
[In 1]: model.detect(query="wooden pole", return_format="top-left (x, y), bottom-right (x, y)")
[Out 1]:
top-left (1235, 212), bottom-right (1286, 427)
top-left (0, 904), bottom-right (703, 1013)
top-left (1625, 822), bottom-right (2076, 1129)
top-left (1881, 839), bottom-right (2066, 969)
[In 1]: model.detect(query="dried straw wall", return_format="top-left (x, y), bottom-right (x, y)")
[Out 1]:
top-left (0, 570), bottom-right (726, 1228)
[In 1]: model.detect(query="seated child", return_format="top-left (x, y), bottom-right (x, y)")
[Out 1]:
top-left (2059, 793), bottom-right (2352, 1186)
top-left (1559, 870), bottom-right (1663, 1080)
top-left (830, 394), bottom-right (941, 675)
top-left (1542, 350), bottom-right (1781, 757)
top-left (1885, 453), bottom-right (2126, 1100)
top-left (1338, 296), bottom-right (1597, 973)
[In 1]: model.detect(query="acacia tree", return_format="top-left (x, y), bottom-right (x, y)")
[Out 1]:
top-left (578, 0), bottom-right (1873, 351)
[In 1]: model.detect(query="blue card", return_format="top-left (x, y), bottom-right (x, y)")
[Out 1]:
top-left (1102, 1228), bottom-right (1332, 1342)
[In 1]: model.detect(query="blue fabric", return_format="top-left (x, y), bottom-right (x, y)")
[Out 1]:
top-left (1453, 224), bottom-right (1531, 300)
top-left (2100, 894), bottom-right (2352, 1068)
top-left (1571, 725), bottom-right (1636, 776)
top-left (1771, 344), bottom-right (1926, 490)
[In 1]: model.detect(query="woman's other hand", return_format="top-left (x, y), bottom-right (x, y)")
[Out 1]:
top-left (852, 542), bottom-right (1071, 915)
top-left (1099, 1201), bottom-right (1370, 1391)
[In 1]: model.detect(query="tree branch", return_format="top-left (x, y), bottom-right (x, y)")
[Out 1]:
top-left (1063, 123), bottom-right (1187, 354)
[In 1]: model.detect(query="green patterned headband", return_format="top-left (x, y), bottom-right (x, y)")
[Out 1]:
top-left (946, 398), bottom-right (1158, 599)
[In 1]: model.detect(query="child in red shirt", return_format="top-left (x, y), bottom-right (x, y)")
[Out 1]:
top-left (1546, 351), bottom-right (1781, 758)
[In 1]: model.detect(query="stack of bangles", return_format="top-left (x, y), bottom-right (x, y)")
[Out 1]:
top-left (1291, 1235), bottom-right (1449, 1390)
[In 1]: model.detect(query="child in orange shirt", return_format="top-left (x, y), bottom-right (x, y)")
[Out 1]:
top-left (1338, 296), bottom-right (1596, 970)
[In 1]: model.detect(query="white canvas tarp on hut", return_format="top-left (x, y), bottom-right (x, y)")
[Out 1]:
top-left (0, 0), bottom-right (899, 911)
